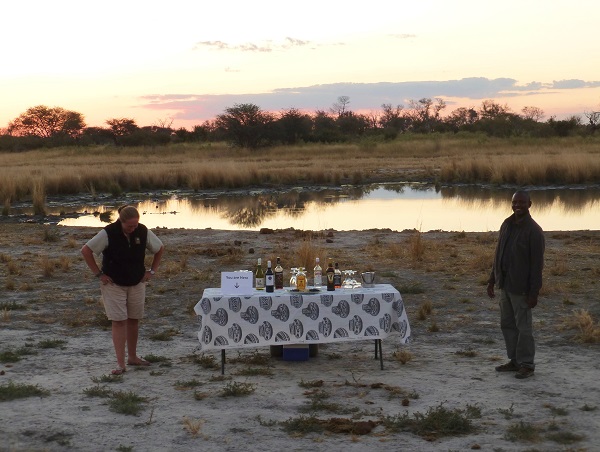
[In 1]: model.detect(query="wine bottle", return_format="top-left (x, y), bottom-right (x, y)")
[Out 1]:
top-left (313, 257), bottom-right (322, 289)
top-left (265, 260), bottom-right (274, 292)
top-left (274, 257), bottom-right (284, 290)
top-left (255, 258), bottom-right (265, 290)
top-left (326, 259), bottom-right (335, 291)
top-left (334, 262), bottom-right (342, 289)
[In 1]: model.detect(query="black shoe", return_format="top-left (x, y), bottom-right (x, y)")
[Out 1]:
top-left (495, 361), bottom-right (519, 372)
top-left (515, 367), bottom-right (534, 379)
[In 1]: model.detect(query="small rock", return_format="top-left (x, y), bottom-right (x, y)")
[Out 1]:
top-left (249, 248), bottom-right (255, 254)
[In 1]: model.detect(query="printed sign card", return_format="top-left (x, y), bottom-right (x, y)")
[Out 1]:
top-left (221, 271), bottom-right (253, 294)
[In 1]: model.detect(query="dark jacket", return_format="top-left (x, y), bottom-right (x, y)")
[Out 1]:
top-left (488, 213), bottom-right (545, 296)
top-left (102, 220), bottom-right (148, 286)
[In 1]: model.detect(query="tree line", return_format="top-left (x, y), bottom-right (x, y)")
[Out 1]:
top-left (1, 97), bottom-right (599, 151)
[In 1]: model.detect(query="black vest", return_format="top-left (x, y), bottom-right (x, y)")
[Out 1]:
top-left (102, 220), bottom-right (148, 286)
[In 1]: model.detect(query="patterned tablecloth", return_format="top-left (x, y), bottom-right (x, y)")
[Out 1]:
top-left (194, 284), bottom-right (411, 351)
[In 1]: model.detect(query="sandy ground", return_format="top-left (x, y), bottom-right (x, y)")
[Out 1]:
top-left (1, 224), bottom-right (599, 452)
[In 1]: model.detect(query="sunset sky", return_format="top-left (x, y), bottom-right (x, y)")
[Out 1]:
top-left (2, 0), bottom-right (599, 130)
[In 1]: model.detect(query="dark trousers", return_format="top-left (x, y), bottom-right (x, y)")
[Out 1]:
top-left (499, 290), bottom-right (535, 369)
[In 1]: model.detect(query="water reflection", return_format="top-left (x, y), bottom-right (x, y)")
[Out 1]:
top-left (50, 183), bottom-right (600, 232)
top-left (440, 185), bottom-right (600, 214)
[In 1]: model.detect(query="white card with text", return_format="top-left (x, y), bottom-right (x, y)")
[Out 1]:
top-left (221, 271), bottom-right (253, 294)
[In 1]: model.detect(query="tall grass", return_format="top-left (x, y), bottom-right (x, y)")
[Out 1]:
top-left (440, 153), bottom-right (600, 185)
top-left (1, 136), bottom-right (599, 200)
top-left (32, 179), bottom-right (46, 215)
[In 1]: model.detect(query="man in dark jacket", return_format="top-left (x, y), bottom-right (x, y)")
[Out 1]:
top-left (487, 190), bottom-right (545, 379)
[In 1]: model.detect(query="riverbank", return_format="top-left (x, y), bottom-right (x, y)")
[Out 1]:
top-left (2, 135), bottom-right (600, 205)
top-left (1, 224), bottom-right (599, 450)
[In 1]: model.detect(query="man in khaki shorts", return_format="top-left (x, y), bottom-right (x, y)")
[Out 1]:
top-left (82, 205), bottom-right (164, 375)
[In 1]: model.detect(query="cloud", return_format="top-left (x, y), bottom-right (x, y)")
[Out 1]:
top-left (194, 37), bottom-right (312, 53)
top-left (140, 77), bottom-right (600, 123)
top-left (388, 33), bottom-right (417, 39)
top-left (550, 79), bottom-right (600, 89)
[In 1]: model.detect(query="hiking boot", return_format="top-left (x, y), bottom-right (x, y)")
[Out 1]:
top-left (495, 361), bottom-right (519, 372)
top-left (515, 367), bottom-right (535, 379)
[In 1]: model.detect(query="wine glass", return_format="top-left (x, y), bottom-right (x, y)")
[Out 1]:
top-left (343, 270), bottom-right (354, 288)
top-left (289, 267), bottom-right (298, 289)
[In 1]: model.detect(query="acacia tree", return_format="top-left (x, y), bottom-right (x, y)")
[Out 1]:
top-left (583, 109), bottom-right (600, 133)
top-left (330, 96), bottom-right (351, 117)
top-left (275, 108), bottom-right (313, 144)
top-left (105, 118), bottom-right (139, 145)
top-left (106, 118), bottom-right (138, 136)
top-left (378, 103), bottom-right (409, 138)
top-left (8, 105), bottom-right (86, 138)
top-left (479, 100), bottom-right (512, 119)
top-left (215, 103), bottom-right (274, 149)
top-left (521, 106), bottom-right (545, 122)
top-left (407, 98), bottom-right (446, 133)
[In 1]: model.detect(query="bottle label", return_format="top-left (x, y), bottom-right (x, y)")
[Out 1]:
top-left (326, 272), bottom-right (335, 291)
top-left (275, 273), bottom-right (284, 289)
top-left (297, 275), bottom-right (307, 292)
top-left (266, 274), bottom-right (274, 286)
top-left (314, 272), bottom-right (322, 286)
top-left (256, 277), bottom-right (265, 289)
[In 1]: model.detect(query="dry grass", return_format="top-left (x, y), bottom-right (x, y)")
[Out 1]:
top-left (182, 417), bottom-right (206, 437)
top-left (40, 255), bottom-right (55, 277)
top-left (1, 136), bottom-right (599, 199)
top-left (292, 238), bottom-right (323, 272)
top-left (440, 150), bottom-right (600, 185)
top-left (417, 300), bottom-right (433, 320)
top-left (32, 179), bottom-right (46, 215)
top-left (409, 231), bottom-right (425, 261)
top-left (563, 310), bottom-right (600, 343)
top-left (393, 349), bottom-right (413, 364)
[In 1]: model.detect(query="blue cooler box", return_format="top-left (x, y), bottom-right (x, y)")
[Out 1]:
top-left (282, 344), bottom-right (310, 361)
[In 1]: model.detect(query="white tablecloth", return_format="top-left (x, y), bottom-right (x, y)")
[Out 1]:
top-left (194, 284), bottom-right (411, 351)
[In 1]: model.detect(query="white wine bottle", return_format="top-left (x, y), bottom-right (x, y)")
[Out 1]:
top-left (255, 258), bottom-right (265, 290)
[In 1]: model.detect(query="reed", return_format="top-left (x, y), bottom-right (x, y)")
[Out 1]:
top-left (409, 231), bottom-right (425, 261)
top-left (1, 136), bottom-right (599, 199)
top-left (32, 179), bottom-right (46, 216)
top-left (440, 153), bottom-right (600, 185)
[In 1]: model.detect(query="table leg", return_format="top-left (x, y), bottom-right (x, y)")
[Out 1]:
top-left (377, 339), bottom-right (383, 370)
top-left (374, 340), bottom-right (378, 359)
top-left (221, 349), bottom-right (225, 375)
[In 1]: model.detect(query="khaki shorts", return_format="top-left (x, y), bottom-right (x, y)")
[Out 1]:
top-left (100, 282), bottom-right (146, 321)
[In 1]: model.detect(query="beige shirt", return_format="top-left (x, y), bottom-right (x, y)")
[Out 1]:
top-left (85, 228), bottom-right (163, 256)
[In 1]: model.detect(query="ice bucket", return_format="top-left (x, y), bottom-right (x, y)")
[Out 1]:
top-left (361, 272), bottom-right (375, 288)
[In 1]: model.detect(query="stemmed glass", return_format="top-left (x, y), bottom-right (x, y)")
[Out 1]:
top-left (289, 267), bottom-right (298, 290)
top-left (343, 270), bottom-right (359, 288)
